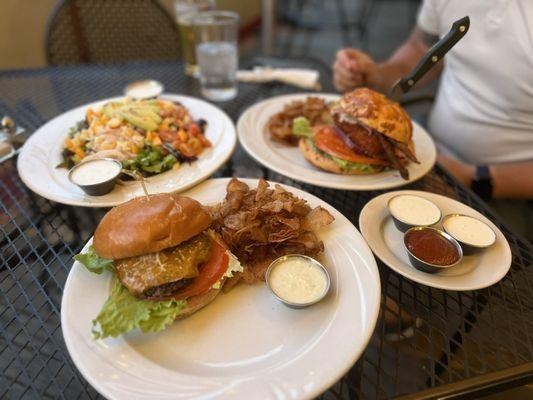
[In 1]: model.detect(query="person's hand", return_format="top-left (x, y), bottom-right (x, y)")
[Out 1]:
top-left (437, 154), bottom-right (475, 187)
top-left (332, 48), bottom-right (381, 92)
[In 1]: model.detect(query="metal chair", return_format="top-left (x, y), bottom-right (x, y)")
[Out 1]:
top-left (45, 0), bottom-right (180, 66)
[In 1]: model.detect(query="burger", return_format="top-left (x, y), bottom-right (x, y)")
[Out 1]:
top-left (295, 88), bottom-right (419, 179)
top-left (75, 193), bottom-right (242, 339)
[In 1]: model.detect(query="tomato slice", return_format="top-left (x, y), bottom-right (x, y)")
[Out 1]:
top-left (173, 239), bottom-right (229, 300)
top-left (313, 126), bottom-right (388, 166)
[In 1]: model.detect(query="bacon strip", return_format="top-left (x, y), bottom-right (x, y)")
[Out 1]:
top-left (394, 141), bottom-right (419, 164)
top-left (377, 134), bottom-right (409, 180)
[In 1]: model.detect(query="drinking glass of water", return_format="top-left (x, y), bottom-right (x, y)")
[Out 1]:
top-left (193, 11), bottom-right (239, 101)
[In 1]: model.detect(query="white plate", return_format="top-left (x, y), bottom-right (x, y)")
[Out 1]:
top-left (61, 178), bottom-right (381, 400)
top-left (237, 93), bottom-right (437, 191)
top-left (359, 190), bottom-right (512, 291)
top-left (17, 94), bottom-right (236, 207)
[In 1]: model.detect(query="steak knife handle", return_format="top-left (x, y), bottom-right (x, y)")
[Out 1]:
top-left (396, 16), bottom-right (470, 94)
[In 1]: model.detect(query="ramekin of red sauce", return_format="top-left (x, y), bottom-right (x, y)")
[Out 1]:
top-left (404, 227), bottom-right (463, 273)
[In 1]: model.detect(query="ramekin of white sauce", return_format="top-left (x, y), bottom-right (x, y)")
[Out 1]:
top-left (266, 254), bottom-right (330, 308)
top-left (442, 214), bottom-right (496, 253)
top-left (387, 194), bottom-right (441, 232)
top-left (68, 158), bottom-right (122, 196)
top-left (124, 80), bottom-right (164, 99)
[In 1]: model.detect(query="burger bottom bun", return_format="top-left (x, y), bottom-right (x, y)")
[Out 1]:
top-left (176, 286), bottom-right (222, 319)
top-left (298, 139), bottom-right (383, 175)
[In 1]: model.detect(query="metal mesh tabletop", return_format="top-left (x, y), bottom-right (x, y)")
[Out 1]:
top-left (1, 60), bottom-right (533, 399)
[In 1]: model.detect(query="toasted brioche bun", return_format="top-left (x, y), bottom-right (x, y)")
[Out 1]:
top-left (335, 87), bottom-right (412, 144)
top-left (94, 194), bottom-right (211, 260)
top-left (176, 287), bottom-right (221, 319)
top-left (299, 138), bottom-right (383, 175)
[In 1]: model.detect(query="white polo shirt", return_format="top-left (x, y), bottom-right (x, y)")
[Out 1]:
top-left (418, 0), bottom-right (533, 164)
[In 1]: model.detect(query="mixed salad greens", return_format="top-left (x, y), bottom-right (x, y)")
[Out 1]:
top-left (59, 98), bottom-right (210, 178)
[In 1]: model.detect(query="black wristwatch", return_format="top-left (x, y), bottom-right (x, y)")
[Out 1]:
top-left (471, 165), bottom-right (493, 200)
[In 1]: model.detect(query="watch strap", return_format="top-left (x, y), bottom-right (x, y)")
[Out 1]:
top-left (471, 165), bottom-right (493, 200)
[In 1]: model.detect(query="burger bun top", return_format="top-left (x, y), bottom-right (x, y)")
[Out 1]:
top-left (335, 87), bottom-right (412, 144)
top-left (93, 193), bottom-right (212, 260)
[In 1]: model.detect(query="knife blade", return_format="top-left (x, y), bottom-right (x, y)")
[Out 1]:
top-left (388, 16), bottom-right (470, 102)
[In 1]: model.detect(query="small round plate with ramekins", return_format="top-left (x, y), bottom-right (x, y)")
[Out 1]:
top-left (359, 190), bottom-right (512, 291)
top-left (61, 178), bottom-right (381, 400)
top-left (17, 94), bottom-right (236, 207)
top-left (237, 93), bottom-right (437, 191)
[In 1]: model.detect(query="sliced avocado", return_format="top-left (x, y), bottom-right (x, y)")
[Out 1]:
top-left (140, 108), bottom-right (162, 125)
top-left (101, 99), bottom-right (161, 131)
top-left (102, 101), bottom-right (124, 119)
top-left (119, 109), bottom-right (159, 132)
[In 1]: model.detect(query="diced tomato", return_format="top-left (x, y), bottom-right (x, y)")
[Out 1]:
top-left (158, 129), bottom-right (177, 143)
top-left (173, 239), bottom-right (229, 300)
top-left (313, 126), bottom-right (388, 166)
top-left (188, 123), bottom-right (201, 136)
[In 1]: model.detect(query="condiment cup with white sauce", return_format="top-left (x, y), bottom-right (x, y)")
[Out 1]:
top-left (265, 254), bottom-right (330, 309)
top-left (403, 227), bottom-right (463, 274)
top-left (442, 214), bottom-right (497, 255)
top-left (124, 80), bottom-right (164, 99)
top-left (68, 158), bottom-right (122, 196)
top-left (387, 194), bottom-right (442, 233)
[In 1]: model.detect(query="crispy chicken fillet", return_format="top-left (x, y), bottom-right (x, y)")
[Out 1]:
top-left (332, 114), bottom-right (386, 159)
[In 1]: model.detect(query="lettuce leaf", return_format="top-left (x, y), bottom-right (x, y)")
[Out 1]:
top-left (292, 117), bottom-right (313, 139)
top-left (305, 139), bottom-right (381, 173)
top-left (74, 247), bottom-right (187, 339)
top-left (329, 155), bottom-right (380, 173)
top-left (74, 246), bottom-right (114, 274)
top-left (92, 278), bottom-right (187, 339)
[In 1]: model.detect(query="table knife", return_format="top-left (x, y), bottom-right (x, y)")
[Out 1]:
top-left (389, 16), bottom-right (470, 102)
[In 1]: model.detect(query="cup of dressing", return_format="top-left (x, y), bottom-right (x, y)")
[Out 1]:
top-left (68, 158), bottom-right (122, 196)
top-left (266, 254), bottom-right (330, 308)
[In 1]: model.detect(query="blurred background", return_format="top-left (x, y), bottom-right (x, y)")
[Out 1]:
top-left (0, 0), bottom-right (418, 71)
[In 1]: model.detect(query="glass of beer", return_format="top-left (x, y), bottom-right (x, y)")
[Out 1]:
top-left (174, 0), bottom-right (215, 76)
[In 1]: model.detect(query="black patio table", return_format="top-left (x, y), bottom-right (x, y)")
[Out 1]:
top-left (1, 58), bottom-right (533, 400)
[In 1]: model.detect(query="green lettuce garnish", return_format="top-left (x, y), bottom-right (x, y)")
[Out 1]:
top-left (330, 154), bottom-right (380, 173)
top-left (92, 278), bottom-right (187, 339)
top-left (292, 116), bottom-right (313, 139)
top-left (74, 248), bottom-right (187, 339)
top-left (74, 246), bottom-right (114, 274)
top-left (121, 144), bottom-right (179, 175)
top-left (305, 139), bottom-right (381, 173)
